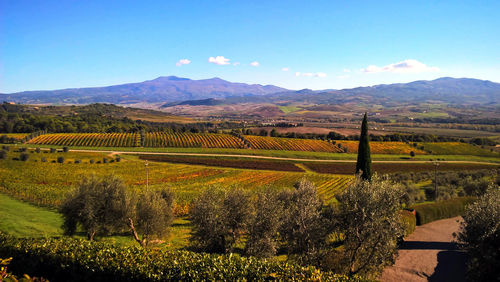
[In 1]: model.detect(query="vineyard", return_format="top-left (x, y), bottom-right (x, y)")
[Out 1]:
top-left (244, 135), bottom-right (342, 152)
top-left (335, 141), bottom-right (427, 154)
top-left (144, 132), bottom-right (244, 148)
top-left (28, 133), bottom-right (140, 147)
top-left (0, 150), bottom-right (354, 208)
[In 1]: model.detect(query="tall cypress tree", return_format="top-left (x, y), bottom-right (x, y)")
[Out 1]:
top-left (356, 113), bottom-right (372, 181)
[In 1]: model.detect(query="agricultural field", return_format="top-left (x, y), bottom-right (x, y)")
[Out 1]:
top-left (0, 150), bottom-right (353, 209)
top-left (138, 155), bottom-right (304, 172)
top-left (28, 133), bottom-right (140, 147)
top-left (144, 132), bottom-right (244, 148)
top-left (421, 142), bottom-right (499, 156)
top-left (304, 162), bottom-right (500, 175)
top-left (335, 141), bottom-right (427, 154)
top-left (244, 135), bottom-right (342, 152)
top-left (0, 133), bottom-right (29, 141)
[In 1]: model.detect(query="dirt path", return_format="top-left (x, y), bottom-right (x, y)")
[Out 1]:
top-left (380, 217), bottom-right (467, 282)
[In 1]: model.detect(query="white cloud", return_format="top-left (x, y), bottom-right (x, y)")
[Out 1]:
top-left (175, 59), bottom-right (191, 66)
top-left (361, 59), bottom-right (440, 73)
top-left (343, 68), bottom-right (351, 73)
top-left (233, 62), bottom-right (240, 66)
top-left (250, 61), bottom-right (259, 67)
top-left (208, 56), bottom-right (230, 65)
top-left (295, 72), bottom-right (327, 78)
top-left (282, 67), bottom-right (289, 71)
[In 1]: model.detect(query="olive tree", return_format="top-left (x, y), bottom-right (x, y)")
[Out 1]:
top-left (245, 190), bottom-right (284, 258)
top-left (190, 187), bottom-right (252, 253)
top-left (335, 175), bottom-right (405, 277)
top-left (60, 175), bottom-right (133, 241)
top-left (279, 179), bottom-right (331, 264)
top-left (128, 189), bottom-right (174, 247)
top-left (456, 188), bottom-right (500, 281)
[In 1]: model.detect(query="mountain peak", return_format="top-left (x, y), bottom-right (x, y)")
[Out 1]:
top-left (152, 76), bottom-right (191, 82)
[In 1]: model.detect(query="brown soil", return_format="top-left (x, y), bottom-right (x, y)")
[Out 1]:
top-left (380, 216), bottom-right (466, 282)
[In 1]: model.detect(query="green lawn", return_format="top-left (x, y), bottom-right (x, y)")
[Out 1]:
top-left (0, 192), bottom-right (63, 237)
top-left (0, 192), bottom-right (191, 248)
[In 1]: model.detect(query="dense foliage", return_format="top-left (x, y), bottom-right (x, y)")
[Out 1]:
top-left (355, 113), bottom-right (372, 180)
top-left (412, 197), bottom-right (477, 225)
top-left (334, 176), bottom-right (404, 277)
top-left (456, 189), bottom-right (500, 282)
top-left (0, 233), bottom-right (360, 281)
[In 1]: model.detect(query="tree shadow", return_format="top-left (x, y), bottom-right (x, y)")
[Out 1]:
top-left (429, 250), bottom-right (467, 282)
top-left (400, 241), bottom-right (457, 250)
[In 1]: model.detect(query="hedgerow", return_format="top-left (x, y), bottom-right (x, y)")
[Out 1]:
top-left (412, 197), bottom-right (476, 225)
top-left (0, 233), bottom-right (362, 281)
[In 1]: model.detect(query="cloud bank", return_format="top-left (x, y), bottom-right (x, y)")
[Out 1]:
top-left (208, 56), bottom-right (230, 65)
top-left (175, 59), bottom-right (191, 66)
top-left (282, 67), bottom-right (289, 71)
top-left (362, 59), bottom-right (439, 73)
top-left (250, 61), bottom-right (259, 67)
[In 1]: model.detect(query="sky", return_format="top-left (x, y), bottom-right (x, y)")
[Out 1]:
top-left (1, 0), bottom-right (499, 93)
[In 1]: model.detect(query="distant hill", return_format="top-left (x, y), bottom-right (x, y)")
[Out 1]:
top-left (2, 76), bottom-right (499, 107)
top-left (263, 77), bottom-right (500, 106)
top-left (0, 76), bottom-right (287, 105)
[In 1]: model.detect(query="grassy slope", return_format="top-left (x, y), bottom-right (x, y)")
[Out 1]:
top-left (0, 192), bottom-right (191, 248)
top-left (0, 193), bottom-right (63, 237)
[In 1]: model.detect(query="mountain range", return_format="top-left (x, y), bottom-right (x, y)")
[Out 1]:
top-left (1, 76), bottom-right (500, 106)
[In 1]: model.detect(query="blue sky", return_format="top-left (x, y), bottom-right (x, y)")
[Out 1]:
top-left (1, 0), bottom-right (499, 92)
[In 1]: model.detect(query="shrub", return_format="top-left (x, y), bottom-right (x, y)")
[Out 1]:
top-left (74, 159), bottom-right (81, 164)
top-left (1, 145), bottom-right (9, 151)
top-left (50, 148), bottom-right (56, 153)
top-left (413, 197), bottom-right (476, 225)
top-left (57, 156), bottom-right (65, 164)
top-left (455, 189), bottom-right (500, 282)
top-left (63, 146), bottom-right (69, 152)
top-left (35, 147), bottom-right (41, 153)
top-left (400, 210), bottom-right (416, 237)
top-left (115, 156), bottom-right (121, 162)
top-left (19, 147), bottom-right (27, 152)
top-left (103, 158), bottom-right (108, 164)
top-left (410, 151), bottom-right (415, 157)
top-left (19, 153), bottom-right (29, 162)
top-left (89, 159), bottom-right (95, 164)
top-left (0, 150), bottom-right (6, 160)
top-left (0, 233), bottom-right (357, 282)
top-left (41, 157), bottom-right (47, 162)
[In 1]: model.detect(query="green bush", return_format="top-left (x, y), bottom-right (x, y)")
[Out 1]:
top-left (413, 197), bottom-right (476, 225)
top-left (0, 150), bottom-right (6, 160)
top-left (63, 146), bottom-right (69, 153)
top-left (19, 153), bottom-right (29, 162)
top-left (57, 156), bottom-right (65, 164)
top-left (400, 210), bottom-right (416, 236)
top-left (0, 233), bottom-right (360, 282)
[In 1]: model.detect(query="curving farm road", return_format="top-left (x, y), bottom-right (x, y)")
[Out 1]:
top-left (380, 217), bottom-right (467, 282)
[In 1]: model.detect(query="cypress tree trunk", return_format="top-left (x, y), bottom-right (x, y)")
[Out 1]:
top-left (356, 113), bottom-right (372, 180)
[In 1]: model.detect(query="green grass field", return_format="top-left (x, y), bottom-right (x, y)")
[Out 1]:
top-left (0, 192), bottom-right (63, 237)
